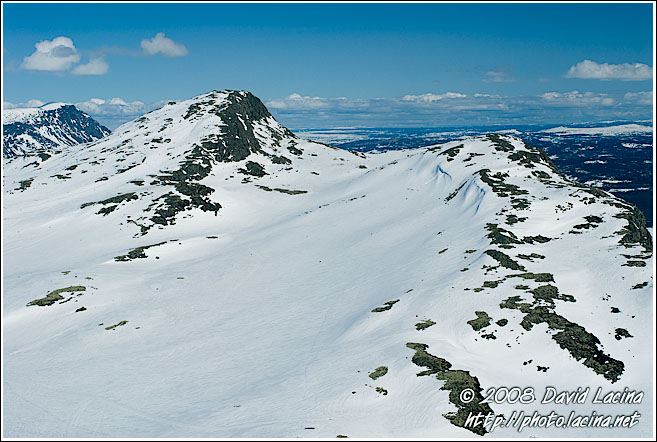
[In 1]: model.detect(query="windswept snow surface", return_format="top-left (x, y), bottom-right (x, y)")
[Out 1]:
top-left (2, 91), bottom-right (654, 438)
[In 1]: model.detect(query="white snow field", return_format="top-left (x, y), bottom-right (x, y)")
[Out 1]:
top-left (2, 91), bottom-right (653, 438)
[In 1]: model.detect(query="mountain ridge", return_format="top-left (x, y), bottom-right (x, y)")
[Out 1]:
top-left (2, 89), bottom-right (653, 437)
top-left (2, 103), bottom-right (110, 157)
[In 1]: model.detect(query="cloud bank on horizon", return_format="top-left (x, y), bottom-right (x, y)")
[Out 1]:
top-left (5, 89), bottom-right (651, 130)
top-left (3, 3), bottom-right (652, 129)
top-left (10, 34), bottom-right (652, 129)
top-left (263, 89), bottom-right (653, 129)
top-left (3, 97), bottom-right (170, 129)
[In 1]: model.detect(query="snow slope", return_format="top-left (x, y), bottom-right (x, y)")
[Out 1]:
top-left (2, 90), bottom-right (654, 438)
top-left (2, 103), bottom-right (110, 157)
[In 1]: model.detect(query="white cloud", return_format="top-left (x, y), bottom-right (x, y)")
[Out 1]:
top-left (268, 92), bottom-right (474, 112)
top-left (624, 91), bottom-right (653, 105)
top-left (22, 36), bottom-right (80, 71)
top-left (21, 36), bottom-right (111, 75)
top-left (71, 58), bottom-right (109, 75)
top-left (266, 93), bottom-right (330, 110)
top-left (565, 60), bottom-right (652, 81)
top-left (267, 92), bottom-right (524, 128)
top-left (19, 33), bottom-right (189, 77)
top-left (266, 92), bottom-right (514, 117)
top-left (75, 97), bottom-right (147, 115)
top-left (540, 91), bottom-right (615, 106)
top-left (3, 99), bottom-right (46, 109)
top-left (402, 92), bottom-right (467, 102)
top-left (6, 88), bottom-right (651, 131)
top-left (108, 97), bottom-right (128, 105)
top-left (4, 97), bottom-right (168, 120)
top-left (267, 88), bottom-right (655, 127)
top-left (401, 93), bottom-right (509, 111)
top-left (141, 32), bottom-right (188, 57)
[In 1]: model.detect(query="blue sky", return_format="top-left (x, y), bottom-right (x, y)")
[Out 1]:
top-left (2, 2), bottom-right (654, 129)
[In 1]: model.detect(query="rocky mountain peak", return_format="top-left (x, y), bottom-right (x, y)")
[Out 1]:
top-left (2, 103), bottom-right (110, 157)
top-left (3, 89), bottom-right (653, 438)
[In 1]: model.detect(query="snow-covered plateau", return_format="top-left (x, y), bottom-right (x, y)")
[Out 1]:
top-left (2, 90), bottom-right (653, 437)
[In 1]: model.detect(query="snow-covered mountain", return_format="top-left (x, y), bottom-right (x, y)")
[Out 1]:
top-left (2, 90), bottom-right (653, 438)
top-left (2, 103), bottom-right (110, 157)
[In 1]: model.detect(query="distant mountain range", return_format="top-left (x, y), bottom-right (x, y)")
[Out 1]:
top-left (2, 103), bottom-right (110, 157)
top-left (3, 90), bottom-right (653, 438)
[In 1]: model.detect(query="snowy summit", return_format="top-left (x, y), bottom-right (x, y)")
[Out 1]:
top-left (2, 90), bottom-right (653, 438)
top-left (2, 102), bottom-right (110, 157)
